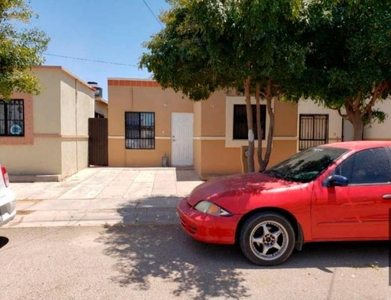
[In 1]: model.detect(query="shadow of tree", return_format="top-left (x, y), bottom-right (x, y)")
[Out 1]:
top-left (97, 194), bottom-right (389, 299)
top-left (98, 222), bottom-right (251, 299)
top-left (0, 236), bottom-right (9, 249)
top-left (175, 169), bottom-right (202, 182)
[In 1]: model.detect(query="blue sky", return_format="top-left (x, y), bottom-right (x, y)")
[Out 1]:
top-left (29, 0), bottom-right (170, 99)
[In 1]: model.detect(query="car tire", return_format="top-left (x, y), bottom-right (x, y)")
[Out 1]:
top-left (239, 212), bottom-right (296, 266)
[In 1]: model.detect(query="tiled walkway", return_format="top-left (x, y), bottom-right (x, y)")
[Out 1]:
top-left (5, 167), bottom-right (203, 228)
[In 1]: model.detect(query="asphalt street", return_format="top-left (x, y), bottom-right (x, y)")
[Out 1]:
top-left (0, 225), bottom-right (390, 300)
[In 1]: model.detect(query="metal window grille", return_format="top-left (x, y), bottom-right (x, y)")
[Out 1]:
top-left (125, 112), bottom-right (155, 149)
top-left (0, 100), bottom-right (25, 137)
top-left (299, 114), bottom-right (328, 150)
top-left (233, 104), bottom-right (266, 140)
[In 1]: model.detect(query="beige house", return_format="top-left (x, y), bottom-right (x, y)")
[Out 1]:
top-left (87, 81), bottom-right (108, 118)
top-left (108, 79), bottom-right (299, 179)
top-left (108, 78), bottom-right (391, 180)
top-left (95, 97), bottom-right (108, 118)
top-left (0, 66), bottom-right (95, 182)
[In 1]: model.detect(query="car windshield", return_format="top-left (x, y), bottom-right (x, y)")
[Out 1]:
top-left (264, 146), bottom-right (349, 183)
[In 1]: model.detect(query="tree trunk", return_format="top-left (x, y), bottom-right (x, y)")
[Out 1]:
top-left (255, 82), bottom-right (263, 171)
top-left (260, 79), bottom-right (275, 171)
top-left (345, 97), bottom-right (364, 141)
top-left (245, 76), bottom-right (255, 172)
top-left (352, 118), bottom-right (364, 140)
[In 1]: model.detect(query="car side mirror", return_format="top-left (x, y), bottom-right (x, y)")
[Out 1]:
top-left (326, 175), bottom-right (349, 187)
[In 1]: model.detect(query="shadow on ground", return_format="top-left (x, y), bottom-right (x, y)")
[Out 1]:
top-left (0, 236), bottom-right (9, 249)
top-left (282, 240), bottom-right (388, 272)
top-left (175, 169), bottom-right (202, 182)
top-left (98, 196), bottom-right (250, 299)
top-left (99, 224), bottom-right (250, 299)
top-left (97, 196), bottom-right (389, 299)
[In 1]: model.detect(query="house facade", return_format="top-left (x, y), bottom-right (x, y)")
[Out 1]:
top-left (0, 66), bottom-right (95, 182)
top-left (297, 99), bottom-right (391, 144)
top-left (109, 79), bottom-right (298, 179)
top-left (95, 97), bottom-right (108, 118)
top-left (108, 78), bottom-right (391, 180)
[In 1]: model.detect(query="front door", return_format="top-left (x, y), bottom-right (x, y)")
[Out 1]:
top-left (171, 113), bottom-right (193, 166)
top-left (312, 147), bottom-right (391, 240)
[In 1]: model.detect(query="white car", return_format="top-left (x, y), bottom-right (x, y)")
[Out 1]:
top-left (0, 164), bottom-right (16, 226)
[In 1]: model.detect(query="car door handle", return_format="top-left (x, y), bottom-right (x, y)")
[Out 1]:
top-left (383, 194), bottom-right (391, 199)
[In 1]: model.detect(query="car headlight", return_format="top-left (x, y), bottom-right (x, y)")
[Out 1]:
top-left (194, 201), bottom-right (232, 216)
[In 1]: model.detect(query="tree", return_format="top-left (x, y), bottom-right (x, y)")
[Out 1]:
top-left (291, 0), bottom-right (391, 140)
top-left (0, 0), bottom-right (50, 100)
top-left (230, 1), bottom-right (305, 171)
top-left (140, 0), bottom-right (305, 172)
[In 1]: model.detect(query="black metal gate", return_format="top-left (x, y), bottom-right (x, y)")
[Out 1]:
top-left (299, 114), bottom-right (329, 150)
top-left (88, 118), bottom-right (108, 166)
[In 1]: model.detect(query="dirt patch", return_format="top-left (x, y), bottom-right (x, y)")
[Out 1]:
top-left (16, 199), bottom-right (43, 203)
top-left (16, 210), bottom-right (35, 215)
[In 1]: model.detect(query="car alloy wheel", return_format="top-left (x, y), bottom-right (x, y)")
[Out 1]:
top-left (239, 212), bottom-right (295, 266)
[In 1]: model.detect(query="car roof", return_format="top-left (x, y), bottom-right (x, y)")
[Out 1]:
top-left (322, 141), bottom-right (391, 151)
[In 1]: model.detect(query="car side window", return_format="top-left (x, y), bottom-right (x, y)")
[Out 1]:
top-left (334, 148), bottom-right (391, 185)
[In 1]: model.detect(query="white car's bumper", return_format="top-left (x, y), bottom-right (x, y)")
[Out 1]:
top-left (0, 189), bottom-right (16, 226)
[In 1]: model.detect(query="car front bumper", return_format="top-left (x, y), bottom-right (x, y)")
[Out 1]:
top-left (0, 189), bottom-right (16, 226)
top-left (177, 197), bottom-right (241, 244)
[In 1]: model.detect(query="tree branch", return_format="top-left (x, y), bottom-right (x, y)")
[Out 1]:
top-left (362, 81), bottom-right (388, 117)
top-left (325, 102), bottom-right (342, 110)
top-left (337, 107), bottom-right (348, 119)
top-left (346, 97), bottom-right (354, 109)
top-left (353, 90), bottom-right (361, 111)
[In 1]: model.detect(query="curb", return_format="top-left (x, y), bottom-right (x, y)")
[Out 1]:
top-left (4, 207), bottom-right (179, 228)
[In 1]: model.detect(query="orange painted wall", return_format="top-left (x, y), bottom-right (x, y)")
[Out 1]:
top-left (198, 140), bottom-right (297, 178)
top-left (274, 100), bottom-right (298, 137)
top-left (200, 91), bottom-right (226, 137)
top-left (108, 79), bottom-right (300, 178)
top-left (108, 79), bottom-right (193, 167)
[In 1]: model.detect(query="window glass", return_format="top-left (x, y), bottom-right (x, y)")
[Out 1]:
top-left (334, 148), bottom-right (391, 184)
top-left (265, 146), bottom-right (348, 183)
top-left (299, 114), bottom-right (328, 150)
top-left (233, 104), bottom-right (266, 140)
top-left (125, 112), bottom-right (155, 149)
top-left (0, 104), bottom-right (5, 135)
top-left (0, 100), bottom-right (24, 136)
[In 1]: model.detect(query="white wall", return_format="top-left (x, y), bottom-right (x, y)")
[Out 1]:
top-left (60, 71), bottom-right (95, 177)
top-left (33, 68), bottom-right (62, 134)
top-left (364, 99), bottom-right (391, 140)
top-left (0, 139), bottom-right (62, 175)
top-left (298, 98), bottom-right (391, 142)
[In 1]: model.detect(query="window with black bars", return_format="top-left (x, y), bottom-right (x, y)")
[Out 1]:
top-left (299, 114), bottom-right (328, 150)
top-left (233, 104), bottom-right (266, 140)
top-left (125, 112), bottom-right (155, 149)
top-left (0, 99), bottom-right (25, 137)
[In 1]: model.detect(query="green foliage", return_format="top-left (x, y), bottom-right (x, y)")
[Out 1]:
top-left (290, 0), bottom-right (391, 126)
top-left (139, 0), bottom-right (306, 101)
top-left (363, 109), bottom-right (387, 126)
top-left (0, 0), bottom-right (49, 99)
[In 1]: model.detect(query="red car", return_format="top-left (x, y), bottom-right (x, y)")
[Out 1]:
top-left (178, 141), bottom-right (391, 266)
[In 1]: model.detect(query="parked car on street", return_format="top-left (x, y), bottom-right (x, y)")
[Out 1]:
top-left (178, 141), bottom-right (391, 266)
top-left (0, 164), bottom-right (16, 226)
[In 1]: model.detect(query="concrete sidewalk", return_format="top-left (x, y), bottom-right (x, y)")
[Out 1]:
top-left (4, 167), bottom-right (204, 228)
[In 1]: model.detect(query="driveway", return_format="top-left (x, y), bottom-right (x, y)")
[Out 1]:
top-left (5, 167), bottom-right (203, 228)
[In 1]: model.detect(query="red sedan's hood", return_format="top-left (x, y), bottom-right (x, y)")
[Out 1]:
top-left (187, 172), bottom-right (297, 206)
